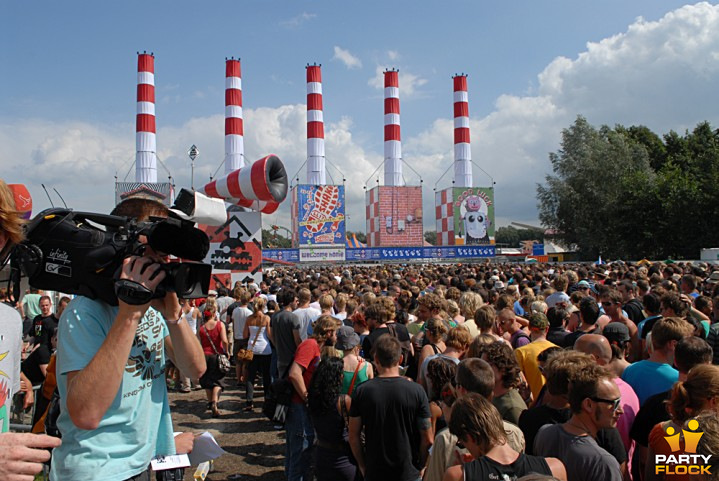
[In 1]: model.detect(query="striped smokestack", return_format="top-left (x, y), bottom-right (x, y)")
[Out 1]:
top-left (225, 58), bottom-right (244, 173)
top-left (306, 64), bottom-right (326, 185)
top-left (453, 74), bottom-right (472, 188)
top-left (135, 52), bottom-right (157, 183)
top-left (384, 69), bottom-right (403, 186)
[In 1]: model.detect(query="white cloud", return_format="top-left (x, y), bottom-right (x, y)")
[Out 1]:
top-left (4, 3), bottom-right (719, 235)
top-left (368, 65), bottom-right (428, 98)
top-left (332, 46), bottom-right (362, 70)
top-left (280, 12), bottom-right (316, 28)
top-left (387, 50), bottom-right (399, 61)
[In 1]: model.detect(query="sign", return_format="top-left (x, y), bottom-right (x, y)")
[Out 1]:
top-left (452, 187), bottom-right (495, 245)
top-left (295, 185), bottom-right (346, 247)
top-left (263, 249), bottom-right (300, 263)
top-left (201, 211), bottom-right (262, 288)
top-left (299, 246), bottom-right (346, 263)
top-left (263, 245), bottom-right (496, 263)
top-left (532, 243), bottom-right (545, 256)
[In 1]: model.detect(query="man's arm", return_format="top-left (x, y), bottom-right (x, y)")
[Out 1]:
top-left (288, 360), bottom-right (307, 401)
top-left (292, 328), bottom-right (302, 348)
top-left (65, 257), bottom-right (164, 430)
top-left (418, 416), bottom-right (433, 470)
top-left (348, 416), bottom-right (366, 476)
top-left (19, 372), bottom-right (33, 409)
top-left (164, 313), bottom-right (206, 380)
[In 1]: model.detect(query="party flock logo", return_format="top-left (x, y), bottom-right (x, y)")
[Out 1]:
top-left (655, 418), bottom-right (712, 476)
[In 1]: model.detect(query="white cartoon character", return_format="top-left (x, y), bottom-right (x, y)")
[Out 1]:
top-left (461, 195), bottom-right (490, 244)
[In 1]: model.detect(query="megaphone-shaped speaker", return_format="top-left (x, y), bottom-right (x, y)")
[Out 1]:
top-left (201, 155), bottom-right (288, 212)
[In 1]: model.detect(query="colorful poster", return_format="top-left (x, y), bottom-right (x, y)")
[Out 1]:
top-left (296, 185), bottom-right (345, 247)
top-left (200, 211), bottom-right (263, 289)
top-left (452, 187), bottom-right (495, 245)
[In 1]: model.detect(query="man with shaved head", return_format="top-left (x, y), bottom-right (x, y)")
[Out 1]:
top-left (574, 334), bottom-right (640, 470)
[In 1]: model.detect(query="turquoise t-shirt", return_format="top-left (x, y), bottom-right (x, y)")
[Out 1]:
top-left (51, 297), bottom-right (175, 481)
top-left (621, 360), bottom-right (678, 406)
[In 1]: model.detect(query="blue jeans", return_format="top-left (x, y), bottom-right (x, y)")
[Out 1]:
top-left (285, 402), bottom-right (314, 481)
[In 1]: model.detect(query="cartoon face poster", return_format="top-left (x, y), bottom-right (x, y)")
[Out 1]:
top-left (453, 187), bottom-right (495, 245)
top-left (297, 185), bottom-right (346, 246)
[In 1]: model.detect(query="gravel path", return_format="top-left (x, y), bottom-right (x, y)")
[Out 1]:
top-left (169, 374), bottom-right (287, 481)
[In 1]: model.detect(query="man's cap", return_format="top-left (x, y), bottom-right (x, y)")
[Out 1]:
top-left (707, 271), bottom-right (719, 284)
top-left (546, 291), bottom-right (570, 309)
top-left (529, 312), bottom-right (549, 330)
top-left (490, 275), bottom-right (500, 282)
top-left (208, 290), bottom-right (218, 297)
top-left (577, 280), bottom-right (591, 289)
top-left (335, 325), bottom-right (360, 351)
top-left (602, 322), bottom-right (630, 343)
top-left (494, 281), bottom-right (505, 290)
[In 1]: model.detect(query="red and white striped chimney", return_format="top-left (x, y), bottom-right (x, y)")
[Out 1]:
top-left (225, 58), bottom-right (244, 173)
top-left (384, 69), bottom-right (403, 186)
top-left (135, 52), bottom-right (157, 183)
top-left (306, 64), bottom-right (326, 185)
top-left (453, 74), bottom-right (472, 188)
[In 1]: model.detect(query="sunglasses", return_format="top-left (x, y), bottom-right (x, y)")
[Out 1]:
top-left (590, 396), bottom-right (621, 412)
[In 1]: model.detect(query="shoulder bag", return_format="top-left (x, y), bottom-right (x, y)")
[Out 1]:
top-left (237, 319), bottom-right (263, 363)
top-left (203, 324), bottom-right (231, 375)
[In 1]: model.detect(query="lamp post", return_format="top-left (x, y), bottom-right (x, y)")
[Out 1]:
top-left (188, 144), bottom-right (199, 190)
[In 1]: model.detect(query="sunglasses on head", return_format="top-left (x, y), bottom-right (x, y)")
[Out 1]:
top-left (590, 396), bottom-right (621, 412)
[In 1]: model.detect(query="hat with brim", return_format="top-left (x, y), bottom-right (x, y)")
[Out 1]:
top-left (335, 325), bottom-right (360, 351)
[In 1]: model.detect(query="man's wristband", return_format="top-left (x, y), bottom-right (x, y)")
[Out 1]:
top-left (167, 316), bottom-right (183, 326)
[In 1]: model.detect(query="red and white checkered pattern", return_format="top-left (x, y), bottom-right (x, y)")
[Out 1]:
top-left (435, 188), bottom-right (455, 246)
top-left (136, 52), bottom-right (157, 183)
top-left (365, 187), bottom-right (380, 246)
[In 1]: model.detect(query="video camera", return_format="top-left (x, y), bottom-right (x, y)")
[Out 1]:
top-left (11, 189), bottom-right (226, 306)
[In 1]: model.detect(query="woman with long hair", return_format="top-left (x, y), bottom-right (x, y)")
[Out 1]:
top-left (197, 302), bottom-right (228, 417)
top-left (242, 297), bottom-right (272, 412)
top-left (308, 356), bottom-right (357, 481)
top-left (416, 317), bottom-right (448, 375)
top-left (645, 364), bottom-right (719, 481)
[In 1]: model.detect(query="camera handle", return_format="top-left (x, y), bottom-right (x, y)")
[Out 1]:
top-left (114, 279), bottom-right (154, 305)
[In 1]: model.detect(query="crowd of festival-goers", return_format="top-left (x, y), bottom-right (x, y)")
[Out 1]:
top-left (4, 182), bottom-right (719, 481)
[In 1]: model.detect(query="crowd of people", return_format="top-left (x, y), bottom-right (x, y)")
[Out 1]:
top-left (3, 177), bottom-right (719, 480)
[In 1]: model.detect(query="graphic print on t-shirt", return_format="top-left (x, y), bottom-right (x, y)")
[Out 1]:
top-left (124, 310), bottom-right (165, 395)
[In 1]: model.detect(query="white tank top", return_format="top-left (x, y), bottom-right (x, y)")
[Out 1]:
top-left (184, 307), bottom-right (197, 334)
top-left (247, 325), bottom-right (271, 355)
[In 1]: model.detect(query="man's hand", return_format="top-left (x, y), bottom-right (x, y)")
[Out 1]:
top-left (0, 432), bottom-right (61, 481)
top-left (174, 432), bottom-right (196, 454)
top-left (117, 256), bottom-right (165, 317)
top-left (151, 291), bottom-right (181, 325)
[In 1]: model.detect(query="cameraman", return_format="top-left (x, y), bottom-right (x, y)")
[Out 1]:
top-left (50, 197), bottom-right (207, 481)
top-left (0, 179), bottom-right (62, 481)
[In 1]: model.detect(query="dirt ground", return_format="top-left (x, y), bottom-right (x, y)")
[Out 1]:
top-left (169, 371), bottom-right (287, 481)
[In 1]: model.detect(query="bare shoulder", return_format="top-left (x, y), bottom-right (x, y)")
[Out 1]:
top-left (546, 457), bottom-right (567, 481)
top-left (442, 465), bottom-right (463, 481)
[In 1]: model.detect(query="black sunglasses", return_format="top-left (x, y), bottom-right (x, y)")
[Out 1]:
top-left (590, 396), bottom-right (621, 412)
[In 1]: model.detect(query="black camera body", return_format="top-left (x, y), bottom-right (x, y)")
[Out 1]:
top-left (13, 207), bottom-right (212, 306)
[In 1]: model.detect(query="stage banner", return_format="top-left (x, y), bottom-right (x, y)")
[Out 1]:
top-left (263, 249), bottom-right (300, 263)
top-left (200, 211), bottom-right (263, 289)
top-left (299, 246), bottom-right (346, 263)
top-left (345, 245), bottom-right (495, 261)
top-left (452, 187), bottom-right (495, 245)
top-left (296, 185), bottom-right (346, 247)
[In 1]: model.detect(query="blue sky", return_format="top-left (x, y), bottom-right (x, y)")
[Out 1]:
top-left (2, 1), bottom-right (718, 232)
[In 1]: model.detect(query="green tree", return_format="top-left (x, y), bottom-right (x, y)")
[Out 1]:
top-left (424, 230), bottom-right (437, 245)
top-left (537, 117), bottom-right (719, 260)
top-left (262, 228), bottom-right (291, 248)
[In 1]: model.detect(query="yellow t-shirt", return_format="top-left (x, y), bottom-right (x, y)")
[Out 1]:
top-left (514, 339), bottom-right (557, 401)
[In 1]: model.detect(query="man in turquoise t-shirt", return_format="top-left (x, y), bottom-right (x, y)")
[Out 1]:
top-left (50, 198), bottom-right (207, 481)
top-left (621, 316), bottom-right (693, 405)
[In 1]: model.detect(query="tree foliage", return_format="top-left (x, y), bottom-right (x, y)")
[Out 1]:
top-left (537, 116), bottom-right (719, 260)
top-left (424, 231), bottom-right (437, 246)
top-left (495, 226), bottom-right (545, 247)
top-left (262, 228), bottom-right (292, 248)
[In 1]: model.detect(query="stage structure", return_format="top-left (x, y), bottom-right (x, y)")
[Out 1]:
top-left (198, 58), bottom-right (288, 287)
top-left (365, 69), bottom-right (423, 247)
top-left (290, 64), bottom-right (347, 262)
top-left (435, 75), bottom-right (495, 246)
top-left (116, 52), bottom-right (174, 206)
